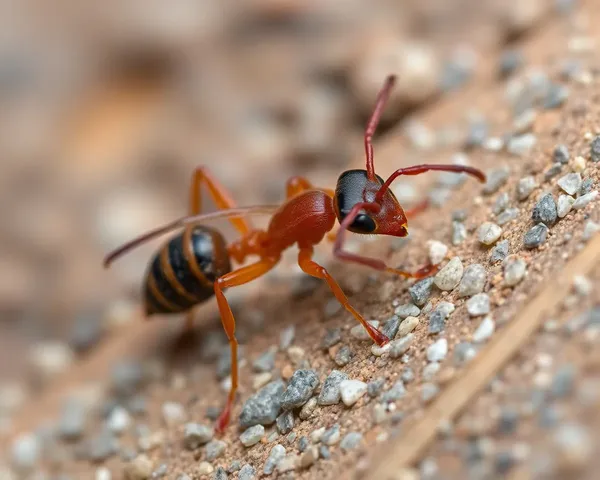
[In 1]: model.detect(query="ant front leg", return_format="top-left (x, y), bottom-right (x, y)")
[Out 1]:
top-left (298, 247), bottom-right (388, 346)
top-left (213, 258), bottom-right (279, 433)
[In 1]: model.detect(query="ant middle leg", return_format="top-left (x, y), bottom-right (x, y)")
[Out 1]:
top-left (213, 257), bottom-right (279, 432)
top-left (298, 247), bottom-right (388, 346)
top-left (285, 176), bottom-right (334, 199)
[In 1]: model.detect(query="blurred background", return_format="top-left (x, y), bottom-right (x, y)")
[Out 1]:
top-left (0, 0), bottom-right (558, 433)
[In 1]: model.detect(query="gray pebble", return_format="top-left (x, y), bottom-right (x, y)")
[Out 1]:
top-left (298, 436), bottom-right (309, 452)
top-left (107, 406), bottom-right (131, 435)
top-left (340, 432), bottom-right (363, 452)
top-left (58, 398), bottom-right (86, 441)
top-left (281, 370), bottom-right (319, 410)
top-left (493, 192), bottom-right (510, 215)
top-left (389, 334), bottom-right (414, 358)
top-left (483, 167), bottom-right (510, 194)
top-left (590, 136), bottom-right (600, 162)
top-left (532, 194), bottom-right (557, 226)
top-left (228, 461), bottom-right (241, 473)
top-left (557, 173), bottom-right (582, 196)
top-left (401, 367), bottom-right (415, 383)
top-left (490, 240), bottom-right (509, 263)
top-left (11, 433), bottom-right (40, 472)
top-left (205, 440), bottom-right (227, 461)
top-left (319, 445), bottom-right (331, 459)
top-left (573, 190), bottom-right (598, 209)
top-left (382, 381), bottom-right (406, 403)
top-left (452, 221), bottom-right (468, 246)
top-left (299, 397), bottom-right (317, 420)
top-left (497, 208), bottom-right (519, 226)
top-left (466, 293), bottom-right (490, 317)
top-left (427, 338), bottom-right (448, 362)
top-left (264, 444), bottom-right (286, 475)
top-left (110, 361), bottom-right (145, 398)
top-left (321, 424), bottom-right (340, 445)
top-left (497, 407), bottom-right (519, 434)
top-left (504, 256), bottom-right (527, 286)
top-left (183, 423), bottom-right (213, 450)
top-left (478, 222), bottom-right (502, 245)
top-left (465, 120), bottom-right (488, 148)
top-left (86, 429), bottom-right (118, 462)
top-left (177, 475), bottom-right (192, 480)
top-left (472, 316), bottom-right (495, 343)
top-left (381, 316), bottom-right (400, 339)
top-left (395, 303), bottom-right (420, 319)
top-left (428, 303), bottom-right (455, 334)
top-left (498, 49), bottom-right (523, 78)
top-left (238, 464), bottom-right (256, 480)
top-left (553, 144), bottom-right (570, 164)
top-left (334, 345), bottom-right (353, 367)
top-left (212, 467), bottom-right (228, 480)
top-left (458, 264), bottom-right (486, 297)
top-left (240, 425), bottom-right (264, 447)
top-left (367, 378), bottom-right (385, 397)
top-left (454, 342), bottom-right (477, 365)
top-left (318, 370), bottom-right (348, 406)
top-left (252, 350), bottom-right (275, 373)
top-left (538, 405), bottom-right (560, 429)
top-left (452, 209), bottom-right (468, 222)
top-left (423, 362), bottom-right (440, 380)
top-left (544, 84), bottom-right (569, 109)
top-left (508, 134), bottom-right (536, 156)
top-left (409, 277), bottom-right (434, 306)
top-left (516, 176), bottom-right (537, 200)
top-left (275, 411), bottom-right (295, 435)
top-left (69, 311), bottom-right (104, 353)
top-left (321, 328), bottom-right (342, 349)
top-left (239, 380), bottom-right (285, 428)
top-left (544, 163), bottom-right (562, 181)
top-left (152, 464), bottom-right (168, 478)
top-left (524, 223), bottom-right (548, 249)
top-left (280, 326), bottom-right (296, 350)
top-left (579, 178), bottom-right (593, 196)
top-left (494, 450), bottom-right (516, 474)
top-left (557, 194), bottom-right (575, 218)
top-left (422, 383), bottom-right (440, 403)
top-left (551, 364), bottom-right (576, 398)
top-left (434, 257), bottom-right (463, 290)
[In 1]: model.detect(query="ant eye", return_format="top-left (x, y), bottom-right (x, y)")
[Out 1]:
top-left (350, 214), bottom-right (377, 234)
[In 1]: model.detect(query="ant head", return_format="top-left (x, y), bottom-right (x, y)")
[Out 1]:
top-left (333, 169), bottom-right (408, 237)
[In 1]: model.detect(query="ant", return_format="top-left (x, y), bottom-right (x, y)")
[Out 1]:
top-left (104, 75), bottom-right (486, 433)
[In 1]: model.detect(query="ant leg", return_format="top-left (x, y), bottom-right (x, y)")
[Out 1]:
top-left (285, 176), bottom-right (334, 199)
top-left (405, 199), bottom-right (430, 219)
top-left (298, 247), bottom-right (388, 346)
top-left (190, 166), bottom-right (251, 235)
top-left (213, 258), bottom-right (279, 433)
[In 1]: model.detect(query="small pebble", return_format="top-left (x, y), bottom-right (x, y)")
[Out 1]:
top-left (544, 163), bottom-right (562, 181)
top-left (409, 277), bottom-right (434, 306)
top-left (472, 316), bottom-right (495, 343)
top-left (512, 109), bottom-right (536, 133)
top-left (300, 446), bottom-right (319, 468)
top-left (238, 464), bottom-right (256, 480)
top-left (516, 176), bottom-right (537, 201)
top-left (490, 240), bottom-right (509, 263)
top-left (321, 329), bottom-right (342, 349)
top-left (183, 424), bottom-right (213, 450)
top-left (427, 240), bottom-right (448, 265)
top-left (582, 221), bottom-right (600, 241)
top-left (427, 339), bottom-right (448, 362)
top-left (340, 380), bottom-right (367, 406)
top-left (280, 326), bottom-right (295, 350)
top-left (532, 194), bottom-right (557, 226)
top-left (299, 397), bottom-right (317, 420)
top-left (452, 221), bottom-right (468, 245)
top-left (205, 440), bottom-right (227, 461)
top-left (497, 208), bottom-right (519, 226)
top-left (395, 304), bottom-right (420, 319)
top-left (276, 411), bottom-right (294, 435)
top-left (423, 362), bottom-right (440, 380)
top-left (321, 424), bottom-right (341, 445)
top-left (252, 350), bottom-right (275, 373)
top-left (398, 316), bottom-right (419, 337)
top-left (551, 364), bottom-right (576, 398)
top-left (107, 406), bottom-right (131, 435)
top-left (458, 264), bottom-right (486, 297)
top-left (367, 378), bottom-right (385, 398)
top-left (504, 256), bottom-right (527, 286)
top-left (382, 381), bottom-right (406, 403)
top-left (334, 346), bottom-right (353, 367)
top-left (281, 370), bottom-right (319, 410)
top-left (590, 136), bottom-right (600, 162)
top-left (318, 370), bottom-right (348, 406)
top-left (350, 321), bottom-right (380, 341)
top-left (240, 425), bottom-right (264, 447)
top-left (499, 49), bottom-right (523, 78)
top-left (421, 383), bottom-right (440, 403)
top-left (558, 173), bottom-right (582, 196)
top-left (124, 454), bottom-right (153, 480)
top-left (239, 380), bottom-right (285, 428)
top-left (483, 167), bottom-right (510, 194)
top-left (553, 423), bottom-right (592, 468)
top-left (524, 223), bottom-right (548, 249)
top-left (579, 178), bottom-right (593, 196)
top-left (389, 334), bottom-right (414, 358)
top-left (297, 436), bottom-right (309, 452)
top-left (340, 432), bottom-right (363, 452)
top-left (381, 316), bottom-right (400, 339)
top-left (96, 467), bottom-right (112, 480)
top-left (557, 194), bottom-right (575, 218)
top-left (508, 134), bottom-right (536, 156)
top-left (58, 398), bottom-right (86, 441)
top-left (401, 367), bottom-right (415, 383)
top-left (572, 191), bottom-right (598, 209)
top-left (454, 342), bottom-right (477, 364)
top-left (161, 402), bottom-right (186, 426)
top-left (573, 275), bottom-right (592, 297)
top-left (264, 444), bottom-right (286, 475)
top-left (544, 84), bottom-right (569, 109)
top-left (478, 223), bottom-right (502, 245)
top-left (554, 144), bottom-right (570, 164)
top-left (212, 467), bottom-right (227, 480)
top-left (428, 302), bottom-right (455, 334)
top-left (467, 293), bottom-right (490, 317)
top-left (434, 257), bottom-right (463, 291)
top-left (11, 432), bottom-right (40, 472)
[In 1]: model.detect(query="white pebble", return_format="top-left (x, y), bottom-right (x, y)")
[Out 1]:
top-left (572, 155), bottom-right (586, 172)
top-left (124, 454), bottom-right (153, 479)
top-left (197, 462), bottom-right (214, 475)
top-left (557, 194), bottom-right (575, 218)
top-left (573, 275), bottom-right (592, 297)
top-left (478, 222), bottom-right (502, 245)
top-left (371, 343), bottom-right (391, 356)
top-left (504, 256), bottom-right (527, 286)
top-left (583, 221), bottom-right (600, 241)
top-left (427, 339), bottom-right (448, 362)
top-left (161, 402), bottom-right (186, 426)
top-left (427, 240), bottom-right (448, 265)
top-left (339, 380), bottom-right (368, 406)
top-left (434, 257), bottom-right (464, 291)
top-left (350, 321), bottom-right (380, 341)
top-left (557, 173), bottom-right (582, 195)
top-left (472, 316), bottom-right (495, 343)
top-left (29, 342), bottom-right (74, 381)
top-left (573, 191), bottom-right (598, 209)
top-left (95, 467), bottom-right (112, 480)
top-left (107, 406), bottom-right (131, 435)
top-left (11, 432), bottom-right (40, 472)
top-left (466, 293), bottom-right (490, 317)
top-left (240, 425), bottom-right (264, 447)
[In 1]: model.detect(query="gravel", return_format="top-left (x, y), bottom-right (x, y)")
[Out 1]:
top-left (557, 173), bottom-right (582, 195)
top-left (213, 467), bottom-right (227, 480)
top-left (421, 383), bottom-right (440, 403)
top-left (398, 316), bottom-right (420, 337)
top-left (381, 316), bottom-right (401, 339)
top-left (497, 208), bottom-right (519, 226)
top-left (579, 178), bottom-right (593, 195)
top-left (478, 222), bottom-right (503, 245)
top-left (508, 134), bottom-right (536, 156)
top-left (590, 135), bottom-right (600, 162)
top-left (472, 316), bottom-right (496, 343)
top-left (299, 397), bottom-right (318, 420)
top-left (458, 264), bottom-right (487, 297)
top-left (161, 402), bottom-right (186, 426)
top-left (434, 257), bottom-right (464, 290)
top-left (339, 380), bottom-right (368, 406)
top-left (281, 370), bottom-right (319, 410)
top-left (572, 190), bottom-right (598, 209)
top-left (427, 339), bottom-right (448, 362)
top-left (516, 176), bottom-right (537, 200)
top-left (427, 240), bottom-right (448, 264)
top-left (524, 223), bottom-right (548, 248)
top-left (238, 464), bottom-right (256, 480)
top-left (58, 398), bottom-right (86, 441)
top-left (557, 194), bottom-right (575, 218)
top-left (504, 256), bottom-right (527, 286)
top-left (276, 411), bottom-right (295, 434)
top-left (550, 364), bottom-right (576, 398)
top-left (452, 221), bottom-right (468, 245)
top-left (240, 425), bottom-right (264, 447)
top-left (124, 454), bottom-right (153, 479)
top-left (183, 423), bottom-right (213, 450)
top-left (318, 370), bottom-right (349, 405)
top-left (490, 240), bottom-right (510, 263)
top-left (340, 432), bottom-right (363, 452)
top-left (544, 83), bottom-right (569, 109)
top-left (252, 350), bottom-right (276, 373)
top-left (409, 278), bottom-right (435, 306)
top-left (532, 193), bottom-right (557, 226)
top-left (483, 167), bottom-right (510, 194)
top-left (553, 144), bottom-right (570, 164)
top-left (466, 293), bottom-right (491, 317)
top-left (321, 328), bottom-right (342, 349)
top-left (350, 320), bottom-right (380, 340)
top-left (279, 326), bottom-right (296, 350)
top-left (499, 49), bottom-right (523, 78)
top-left (428, 302), bottom-right (455, 334)
top-left (107, 406), bottom-right (131, 435)
top-left (264, 444), bottom-right (286, 475)
top-left (334, 345), bottom-right (353, 366)
top-left (11, 432), bottom-right (40, 472)
top-left (205, 440), bottom-right (227, 461)
top-left (321, 424), bottom-right (341, 445)
top-left (395, 303), bottom-right (420, 318)
top-left (239, 380), bottom-right (285, 428)
top-left (381, 381), bottom-right (406, 403)
top-left (389, 334), bottom-right (415, 358)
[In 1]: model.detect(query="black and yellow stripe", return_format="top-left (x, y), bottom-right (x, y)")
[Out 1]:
top-left (143, 225), bottom-right (232, 316)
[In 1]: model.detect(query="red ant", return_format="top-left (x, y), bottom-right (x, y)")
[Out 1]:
top-left (104, 75), bottom-right (486, 432)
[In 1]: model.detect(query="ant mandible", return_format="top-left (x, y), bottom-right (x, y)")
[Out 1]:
top-left (104, 75), bottom-right (486, 433)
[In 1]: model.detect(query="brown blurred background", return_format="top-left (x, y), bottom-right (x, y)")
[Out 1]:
top-left (0, 0), bottom-right (555, 426)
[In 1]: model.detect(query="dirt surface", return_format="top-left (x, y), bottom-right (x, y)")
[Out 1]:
top-left (3, 0), bottom-right (600, 479)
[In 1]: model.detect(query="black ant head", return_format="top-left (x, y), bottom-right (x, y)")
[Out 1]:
top-left (333, 169), bottom-right (408, 237)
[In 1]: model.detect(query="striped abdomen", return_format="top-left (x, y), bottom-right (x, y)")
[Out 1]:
top-left (143, 225), bottom-right (232, 316)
